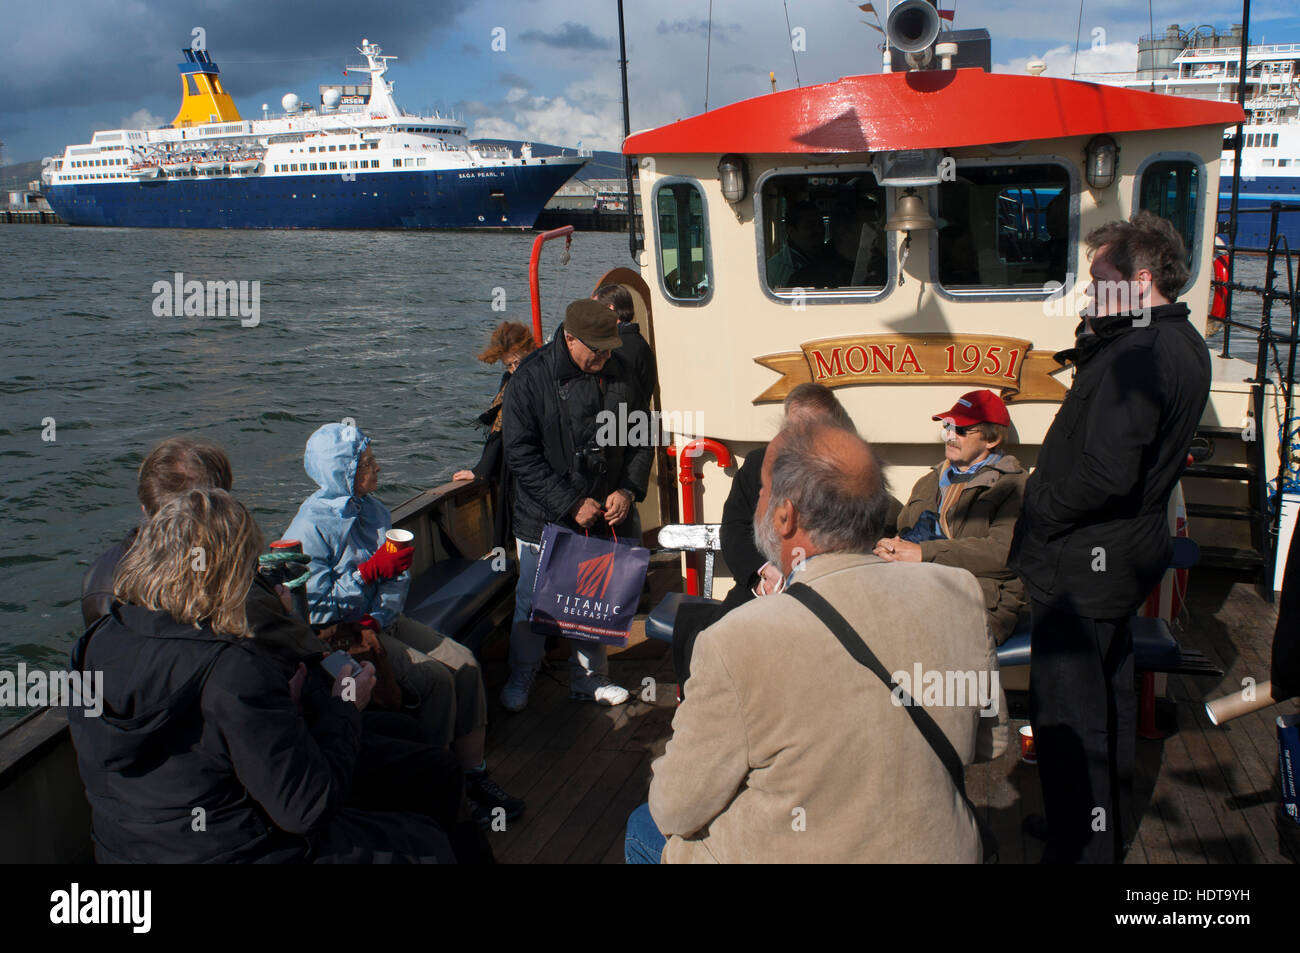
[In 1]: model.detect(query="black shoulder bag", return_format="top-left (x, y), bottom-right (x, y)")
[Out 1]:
top-left (787, 582), bottom-right (999, 863)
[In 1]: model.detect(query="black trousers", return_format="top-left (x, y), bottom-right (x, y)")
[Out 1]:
top-left (1028, 599), bottom-right (1135, 864)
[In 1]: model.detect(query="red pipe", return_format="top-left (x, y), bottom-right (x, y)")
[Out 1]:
top-left (528, 225), bottom-right (575, 346)
top-left (666, 438), bottom-right (732, 595)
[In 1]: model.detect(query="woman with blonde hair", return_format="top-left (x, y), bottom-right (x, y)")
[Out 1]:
top-left (453, 320), bottom-right (538, 547)
top-left (66, 487), bottom-right (454, 863)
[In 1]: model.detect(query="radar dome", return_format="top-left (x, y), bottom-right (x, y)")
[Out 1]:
top-left (281, 93), bottom-right (300, 113)
top-left (322, 88), bottom-right (342, 109)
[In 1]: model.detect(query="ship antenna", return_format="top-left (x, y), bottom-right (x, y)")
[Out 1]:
top-left (1072, 0), bottom-right (1085, 78)
top-left (783, 0), bottom-right (802, 87)
top-left (704, 0), bottom-right (713, 111)
top-left (617, 0), bottom-right (639, 259)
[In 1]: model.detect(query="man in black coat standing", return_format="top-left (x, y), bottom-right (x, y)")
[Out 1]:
top-left (500, 299), bottom-right (654, 712)
top-left (1009, 211), bottom-right (1211, 863)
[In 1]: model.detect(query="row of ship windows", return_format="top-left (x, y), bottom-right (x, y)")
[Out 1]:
top-left (69, 158), bottom-right (128, 168)
top-left (64, 173), bottom-right (129, 180)
top-left (273, 160), bottom-right (382, 172)
top-left (1246, 133), bottom-right (1280, 148)
top-left (308, 142), bottom-right (379, 154)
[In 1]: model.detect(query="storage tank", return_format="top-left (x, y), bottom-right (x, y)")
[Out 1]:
top-left (1139, 24), bottom-right (1187, 80)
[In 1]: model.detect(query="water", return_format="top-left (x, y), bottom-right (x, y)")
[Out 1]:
top-left (0, 225), bottom-right (632, 726)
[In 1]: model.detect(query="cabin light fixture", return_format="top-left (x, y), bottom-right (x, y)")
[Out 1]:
top-left (884, 188), bottom-right (936, 286)
top-left (1084, 134), bottom-right (1119, 189)
top-left (718, 154), bottom-right (747, 203)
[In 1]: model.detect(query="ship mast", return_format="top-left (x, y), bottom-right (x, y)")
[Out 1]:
top-left (347, 39), bottom-right (400, 118)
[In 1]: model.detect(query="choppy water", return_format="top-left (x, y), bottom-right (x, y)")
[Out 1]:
top-left (0, 225), bottom-right (632, 726)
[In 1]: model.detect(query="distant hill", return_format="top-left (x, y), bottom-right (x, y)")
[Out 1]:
top-left (0, 159), bottom-right (45, 192)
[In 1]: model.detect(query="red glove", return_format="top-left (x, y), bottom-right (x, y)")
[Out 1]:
top-left (358, 547), bottom-right (412, 584)
top-left (358, 614), bottom-right (380, 634)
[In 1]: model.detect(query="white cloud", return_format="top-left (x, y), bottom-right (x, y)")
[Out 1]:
top-left (119, 108), bottom-right (168, 130)
top-left (995, 41), bottom-right (1140, 79)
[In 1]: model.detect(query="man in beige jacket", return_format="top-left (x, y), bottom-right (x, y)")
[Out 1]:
top-left (626, 423), bottom-right (1002, 863)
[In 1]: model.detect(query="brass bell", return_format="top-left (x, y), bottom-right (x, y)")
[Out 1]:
top-left (885, 188), bottom-right (936, 232)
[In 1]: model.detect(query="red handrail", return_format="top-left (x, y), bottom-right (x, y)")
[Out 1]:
top-left (666, 438), bottom-right (732, 596)
top-left (528, 226), bottom-right (575, 346)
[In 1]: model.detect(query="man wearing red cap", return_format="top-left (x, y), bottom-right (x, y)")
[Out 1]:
top-left (874, 390), bottom-right (1027, 645)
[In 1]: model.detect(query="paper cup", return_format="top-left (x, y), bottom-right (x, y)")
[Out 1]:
top-left (384, 529), bottom-right (414, 554)
top-left (1019, 725), bottom-right (1037, 764)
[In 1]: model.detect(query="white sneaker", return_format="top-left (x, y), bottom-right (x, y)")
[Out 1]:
top-left (501, 663), bottom-right (539, 712)
top-left (570, 672), bottom-right (630, 706)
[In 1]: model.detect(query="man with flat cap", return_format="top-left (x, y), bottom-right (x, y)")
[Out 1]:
top-left (499, 299), bottom-right (654, 712)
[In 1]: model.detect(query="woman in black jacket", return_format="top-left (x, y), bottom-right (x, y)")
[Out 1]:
top-left (66, 487), bottom-right (454, 864)
top-left (453, 320), bottom-right (538, 549)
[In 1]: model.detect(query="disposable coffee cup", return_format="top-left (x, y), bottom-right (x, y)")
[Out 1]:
top-left (384, 529), bottom-right (414, 554)
top-left (1019, 725), bottom-right (1037, 764)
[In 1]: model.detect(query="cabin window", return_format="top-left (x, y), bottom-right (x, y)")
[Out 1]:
top-left (1138, 159), bottom-right (1200, 268)
top-left (936, 163), bottom-right (1070, 291)
top-left (759, 172), bottom-right (888, 295)
top-left (654, 180), bottom-right (712, 302)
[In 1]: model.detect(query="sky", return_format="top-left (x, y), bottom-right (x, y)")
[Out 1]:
top-left (2, 0), bottom-right (1299, 164)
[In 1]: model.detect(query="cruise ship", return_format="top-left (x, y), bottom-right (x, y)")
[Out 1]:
top-left (40, 39), bottom-right (589, 229)
top-left (1078, 23), bottom-right (1298, 250)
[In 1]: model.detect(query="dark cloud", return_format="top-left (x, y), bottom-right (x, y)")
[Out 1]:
top-left (519, 22), bottom-right (611, 51)
top-left (0, 0), bottom-right (476, 115)
top-left (656, 18), bottom-right (736, 42)
top-left (498, 71), bottom-right (534, 89)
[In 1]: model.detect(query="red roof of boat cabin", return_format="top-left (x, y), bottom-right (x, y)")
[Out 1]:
top-left (622, 68), bottom-right (1244, 156)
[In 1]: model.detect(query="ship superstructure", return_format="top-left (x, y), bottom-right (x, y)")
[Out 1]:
top-left (1078, 24), bottom-right (1298, 247)
top-left (41, 40), bottom-right (588, 228)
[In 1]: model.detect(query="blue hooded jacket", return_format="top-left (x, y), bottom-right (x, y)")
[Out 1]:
top-left (284, 423), bottom-right (409, 628)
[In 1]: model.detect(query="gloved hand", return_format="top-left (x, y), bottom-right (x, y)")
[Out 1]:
top-left (357, 546), bottom-right (413, 585)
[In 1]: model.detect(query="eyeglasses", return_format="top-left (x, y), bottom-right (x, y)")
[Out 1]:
top-left (942, 423), bottom-right (978, 437)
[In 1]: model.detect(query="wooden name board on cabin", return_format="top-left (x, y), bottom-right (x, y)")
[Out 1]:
top-left (753, 333), bottom-right (1068, 403)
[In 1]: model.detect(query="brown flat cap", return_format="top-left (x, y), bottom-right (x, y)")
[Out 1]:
top-left (564, 298), bottom-right (624, 352)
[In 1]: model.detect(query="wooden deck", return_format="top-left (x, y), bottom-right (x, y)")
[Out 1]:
top-left (482, 569), bottom-right (1300, 864)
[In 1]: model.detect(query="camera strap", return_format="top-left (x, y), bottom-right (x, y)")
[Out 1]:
top-left (786, 582), bottom-right (999, 863)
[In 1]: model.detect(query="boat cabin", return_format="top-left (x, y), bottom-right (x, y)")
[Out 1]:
top-left (621, 55), bottom-right (1276, 602)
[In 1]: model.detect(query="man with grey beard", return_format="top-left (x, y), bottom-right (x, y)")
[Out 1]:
top-left (625, 423), bottom-right (1001, 863)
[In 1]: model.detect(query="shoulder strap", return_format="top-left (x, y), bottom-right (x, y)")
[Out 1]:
top-left (786, 581), bottom-right (998, 863)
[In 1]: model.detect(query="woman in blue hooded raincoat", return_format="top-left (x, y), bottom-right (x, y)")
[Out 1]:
top-left (285, 423), bottom-right (522, 823)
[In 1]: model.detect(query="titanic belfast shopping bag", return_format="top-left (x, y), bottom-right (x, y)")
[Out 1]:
top-left (529, 523), bottom-right (650, 645)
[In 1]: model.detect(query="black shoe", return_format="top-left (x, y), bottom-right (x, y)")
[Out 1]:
top-left (466, 770), bottom-right (525, 824)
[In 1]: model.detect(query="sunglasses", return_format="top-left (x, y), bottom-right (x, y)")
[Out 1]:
top-left (941, 423), bottom-right (979, 437)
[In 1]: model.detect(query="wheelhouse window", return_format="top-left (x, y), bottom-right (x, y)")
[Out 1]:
top-left (936, 163), bottom-right (1070, 291)
top-left (655, 181), bottom-right (711, 302)
top-left (1138, 159), bottom-right (1199, 268)
top-left (760, 172), bottom-right (887, 295)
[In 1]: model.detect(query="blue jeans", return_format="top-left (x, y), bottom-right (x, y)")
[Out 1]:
top-left (624, 802), bottom-right (666, 864)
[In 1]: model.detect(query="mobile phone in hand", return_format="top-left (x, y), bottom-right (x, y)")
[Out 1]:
top-left (320, 650), bottom-right (361, 680)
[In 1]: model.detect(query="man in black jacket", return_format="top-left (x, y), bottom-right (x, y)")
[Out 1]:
top-left (500, 299), bottom-right (654, 712)
top-left (1009, 211), bottom-right (1211, 863)
top-left (594, 283), bottom-right (658, 414)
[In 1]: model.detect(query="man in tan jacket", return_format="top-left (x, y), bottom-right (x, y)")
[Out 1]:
top-left (625, 423), bottom-right (1002, 863)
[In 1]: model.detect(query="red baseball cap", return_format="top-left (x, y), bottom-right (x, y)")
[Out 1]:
top-left (932, 390), bottom-right (1011, 428)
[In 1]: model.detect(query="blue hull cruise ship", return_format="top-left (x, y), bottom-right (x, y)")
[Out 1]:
top-left (41, 39), bottom-right (589, 229)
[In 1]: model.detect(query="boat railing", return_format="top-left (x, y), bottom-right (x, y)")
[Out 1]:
top-left (1214, 201), bottom-right (1300, 580)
